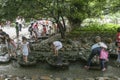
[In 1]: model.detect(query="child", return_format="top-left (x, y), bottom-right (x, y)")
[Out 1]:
top-left (5, 34), bottom-right (17, 58)
top-left (99, 46), bottom-right (109, 71)
top-left (21, 36), bottom-right (30, 63)
top-left (50, 41), bottom-right (63, 56)
top-left (84, 36), bottom-right (107, 69)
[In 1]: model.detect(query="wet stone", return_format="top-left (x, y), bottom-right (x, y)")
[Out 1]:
top-left (31, 75), bottom-right (40, 80)
top-left (10, 77), bottom-right (17, 80)
top-left (55, 78), bottom-right (61, 80)
top-left (84, 78), bottom-right (95, 80)
top-left (74, 78), bottom-right (84, 80)
top-left (111, 76), bottom-right (120, 80)
top-left (65, 48), bottom-right (72, 51)
top-left (4, 78), bottom-right (11, 80)
top-left (95, 77), bottom-right (110, 80)
top-left (40, 76), bottom-right (51, 80)
top-left (0, 75), bottom-right (4, 80)
top-left (64, 77), bottom-right (73, 80)
top-left (0, 74), bottom-right (6, 80)
top-left (23, 76), bottom-right (31, 80)
top-left (16, 77), bottom-right (22, 80)
top-left (7, 75), bottom-right (13, 78)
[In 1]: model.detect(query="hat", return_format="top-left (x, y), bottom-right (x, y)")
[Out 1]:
top-left (99, 42), bottom-right (107, 49)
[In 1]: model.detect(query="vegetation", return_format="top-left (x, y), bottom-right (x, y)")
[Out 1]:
top-left (68, 23), bottom-right (120, 40)
top-left (0, 0), bottom-right (120, 38)
top-left (0, 0), bottom-right (120, 24)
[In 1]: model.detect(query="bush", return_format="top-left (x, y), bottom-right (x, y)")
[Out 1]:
top-left (68, 23), bottom-right (120, 39)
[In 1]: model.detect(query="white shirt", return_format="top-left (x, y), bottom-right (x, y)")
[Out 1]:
top-left (91, 42), bottom-right (107, 50)
top-left (53, 41), bottom-right (62, 48)
top-left (21, 42), bottom-right (29, 55)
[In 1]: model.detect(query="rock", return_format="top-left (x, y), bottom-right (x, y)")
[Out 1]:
top-left (0, 75), bottom-right (6, 80)
top-left (0, 74), bottom-right (120, 80)
top-left (4, 78), bottom-right (11, 80)
top-left (15, 77), bottom-right (22, 80)
top-left (65, 48), bottom-right (72, 51)
top-left (74, 78), bottom-right (84, 80)
top-left (0, 75), bottom-right (5, 80)
top-left (66, 39), bottom-right (73, 45)
top-left (109, 76), bottom-right (120, 80)
top-left (55, 78), bottom-right (61, 80)
top-left (95, 77), bottom-right (110, 80)
top-left (64, 77), bottom-right (73, 80)
top-left (40, 76), bottom-right (51, 80)
top-left (7, 75), bottom-right (13, 78)
top-left (72, 48), bottom-right (79, 51)
top-left (84, 78), bottom-right (95, 80)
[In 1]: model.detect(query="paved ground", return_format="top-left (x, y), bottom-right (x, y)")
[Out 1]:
top-left (2, 27), bottom-right (29, 42)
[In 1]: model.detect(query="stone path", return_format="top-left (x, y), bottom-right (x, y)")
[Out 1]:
top-left (0, 74), bottom-right (120, 80)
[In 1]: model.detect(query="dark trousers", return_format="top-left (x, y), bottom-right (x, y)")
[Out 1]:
top-left (87, 47), bottom-right (102, 66)
top-left (30, 31), bottom-right (32, 36)
top-left (16, 31), bottom-right (19, 38)
top-left (100, 59), bottom-right (106, 69)
top-left (19, 24), bottom-right (22, 31)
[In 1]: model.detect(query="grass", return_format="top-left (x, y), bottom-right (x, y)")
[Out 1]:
top-left (70, 23), bottom-right (120, 34)
top-left (68, 23), bottom-right (120, 39)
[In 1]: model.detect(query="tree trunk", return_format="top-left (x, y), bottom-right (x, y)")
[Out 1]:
top-left (57, 21), bottom-right (65, 39)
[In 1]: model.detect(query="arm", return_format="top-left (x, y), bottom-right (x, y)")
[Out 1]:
top-left (52, 44), bottom-right (57, 56)
top-left (19, 43), bottom-right (23, 52)
top-left (27, 42), bottom-right (31, 52)
top-left (11, 40), bottom-right (17, 48)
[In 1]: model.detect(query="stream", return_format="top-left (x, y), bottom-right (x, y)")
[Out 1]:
top-left (0, 58), bottom-right (119, 79)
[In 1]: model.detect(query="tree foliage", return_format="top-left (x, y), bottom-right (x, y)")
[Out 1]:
top-left (0, 0), bottom-right (120, 38)
top-left (0, 0), bottom-right (119, 23)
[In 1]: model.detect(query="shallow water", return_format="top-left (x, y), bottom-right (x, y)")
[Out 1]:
top-left (0, 59), bottom-right (119, 79)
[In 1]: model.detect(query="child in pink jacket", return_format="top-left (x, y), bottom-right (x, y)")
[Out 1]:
top-left (99, 47), bottom-right (109, 71)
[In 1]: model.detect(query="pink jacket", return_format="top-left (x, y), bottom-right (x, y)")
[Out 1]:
top-left (99, 49), bottom-right (108, 60)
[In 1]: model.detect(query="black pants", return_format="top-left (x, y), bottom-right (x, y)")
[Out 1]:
top-left (19, 24), bottom-right (22, 31)
top-left (100, 59), bottom-right (107, 69)
top-left (87, 47), bottom-right (102, 66)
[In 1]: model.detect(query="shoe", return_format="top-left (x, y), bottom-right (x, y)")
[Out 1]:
top-left (84, 65), bottom-right (89, 69)
top-left (102, 68), bottom-right (106, 71)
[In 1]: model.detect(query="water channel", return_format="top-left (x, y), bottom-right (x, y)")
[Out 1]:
top-left (0, 58), bottom-right (119, 79)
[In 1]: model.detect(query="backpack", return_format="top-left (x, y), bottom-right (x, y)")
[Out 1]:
top-left (99, 49), bottom-right (108, 60)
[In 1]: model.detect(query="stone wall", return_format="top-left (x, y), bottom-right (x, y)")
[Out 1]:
top-left (30, 34), bottom-right (118, 64)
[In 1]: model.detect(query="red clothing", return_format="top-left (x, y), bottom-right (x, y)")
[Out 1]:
top-left (33, 24), bottom-right (38, 29)
top-left (116, 32), bottom-right (120, 42)
top-left (43, 27), bottom-right (46, 33)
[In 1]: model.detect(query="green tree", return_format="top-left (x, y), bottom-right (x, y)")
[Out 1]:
top-left (0, 0), bottom-right (120, 38)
